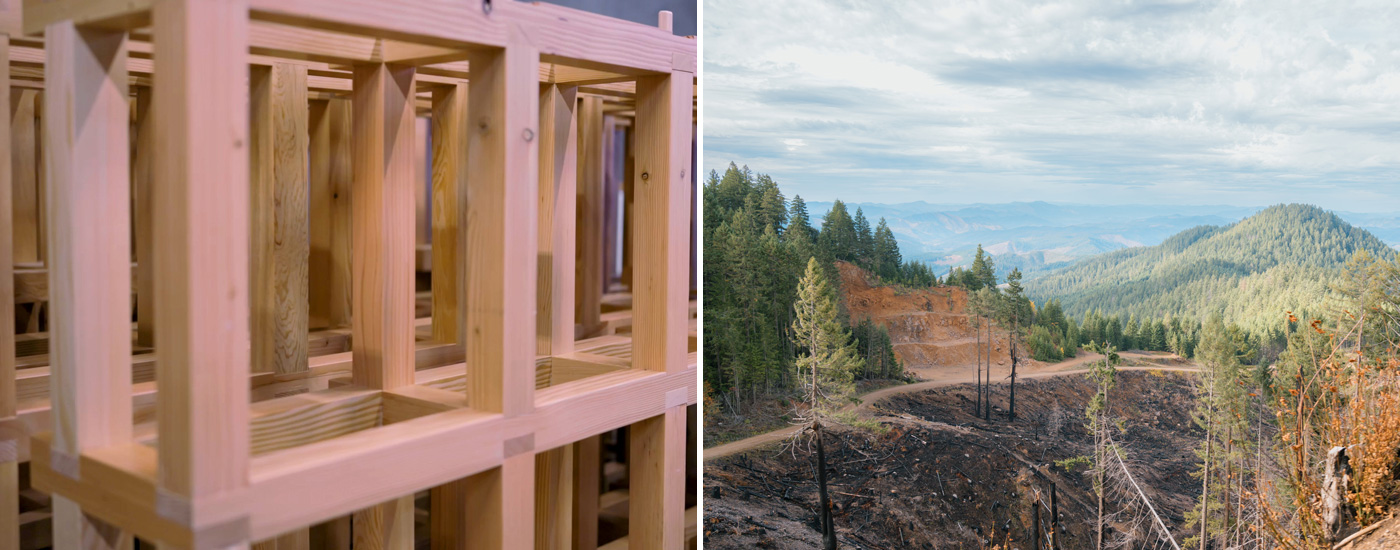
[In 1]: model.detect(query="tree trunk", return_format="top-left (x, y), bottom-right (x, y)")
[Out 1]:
top-left (1051, 483), bottom-right (1059, 550)
top-left (1095, 414), bottom-right (1104, 550)
top-left (985, 323), bottom-right (992, 421)
top-left (1201, 408), bottom-right (1211, 550)
top-left (1034, 494), bottom-right (1042, 550)
top-left (816, 422), bottom-right (837, 550)
top-left (1009, 330), bottom-right (1018, 421)
top-left (976, 316), bottom-right (983, 417)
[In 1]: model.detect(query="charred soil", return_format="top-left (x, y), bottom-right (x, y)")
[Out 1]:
top-left (703, 370), bottom-right (1204, 549)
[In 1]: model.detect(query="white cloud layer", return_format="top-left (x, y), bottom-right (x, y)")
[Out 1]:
top-left (702, 0), bottom-right (1400, 211)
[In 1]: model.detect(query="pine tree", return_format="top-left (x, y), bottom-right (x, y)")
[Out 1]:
top-left (970, 244), bottom-right (995, 291)
top-left (817, 200), bottom-right (858, 263)
top-left (873, 218), bottom-right (901, 280)
top-left (1004, 268), bottom-right (1027, 420)
top-left (1084, 342), bottom-right (1121, 550)
top-left (853, 207), bottom-right (874, 268)
top-left (789, 195), bottom-right (815, 243)
top-left (793, 257), bottom-right (863, 418)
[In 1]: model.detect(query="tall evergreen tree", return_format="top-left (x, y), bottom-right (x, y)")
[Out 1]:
top-left (792, 257), bottom-right (863, 416)
top-left (853, 207), bottom-right (874, 267)
top-left (972, 244), bottom-right (997, 291)
top-left (789, 195), bottom-right (815, 243)
top-left (873, 218), bottom-right (901, 280)
top-left (817, 200), bottom-right (858, 263)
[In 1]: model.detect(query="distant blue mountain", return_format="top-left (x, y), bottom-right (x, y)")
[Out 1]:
top-left (803, 201), bottom-right (1400, 279)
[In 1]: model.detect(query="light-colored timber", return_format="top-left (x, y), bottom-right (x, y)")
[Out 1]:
top-left (3, 2), bottom-right (696, 549)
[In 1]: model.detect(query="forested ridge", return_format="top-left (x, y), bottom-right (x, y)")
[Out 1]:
top-left (703, 163), bottom-right (931, 414)
top-left (1027, 204), bottom-right (1395, 337)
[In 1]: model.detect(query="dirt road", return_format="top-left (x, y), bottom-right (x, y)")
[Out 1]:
top-left (703, 351), bottom-right (1198, 462)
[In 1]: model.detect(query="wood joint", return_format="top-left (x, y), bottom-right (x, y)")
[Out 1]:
top-left (504, 434), bottom-right (535, 458)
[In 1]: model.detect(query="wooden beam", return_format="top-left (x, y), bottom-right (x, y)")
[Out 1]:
top-left (351, 496), bottom-right (413, 550)
top-left (251, 63), bottom-right (310, 376)
top-left (44, 18), bottom-right (135, 549)
top-left (464, 453), bottom-right (535, 550)
top-left (24, 0), bottom-right (153, 36)
top-left (430, 83), bottom-right (465, 344)
top-left (534, 446), bottom-right (573, 550)
top-left (151, 0), bottom-right (253, 517)
top-left (538, 83), bottom-right (578, 356)
top-left (571, 436), bottom-right (601, 550)
top-left (631, 70), bottom-right (692, 374)
top-left (575, 97), bottom-right (604, 336)
top-left (0, 33), bottom-right (18, 550)
top-left (132, 86), bottom-right (154, 348)
top-left (307, 98), bottom-right (352, 330)
top-left (9, 87), bottom-right (39, 265)
top-left (350, 59), bottom-right (417, 391)
top-left (463, 31), bottom-right (538, 416)
top-left (627, 406), bottom-right (686, 549)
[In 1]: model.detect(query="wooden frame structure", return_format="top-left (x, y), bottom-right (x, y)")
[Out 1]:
top-left (0, 1), bottom-right (697, 548)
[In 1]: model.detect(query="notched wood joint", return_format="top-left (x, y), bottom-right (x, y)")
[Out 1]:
top-left (672, 53), bottom-right (696, 74)
top-left (155, 487), bottom-right (193, 525)
top-left (504, 433), bottom-right (535, 458)
top-left (193, 516), bottom-right (252, 548)
top-left (665, 387), bottom-right (687, 409)
top-left (50, 447), bottom-right (80, 480)
top-left (0, 439), bottom-right (17, 462)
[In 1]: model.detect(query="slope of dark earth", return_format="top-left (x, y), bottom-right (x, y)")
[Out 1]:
top-left (703, 370), bottom-right (1203, 549)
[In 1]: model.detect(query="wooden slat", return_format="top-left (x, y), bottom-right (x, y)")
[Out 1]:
top-left (152, 0), bottom-right (252, 503)
top-left (534, 446), bottom-right (573, 550)
top-left (0, 35), bottom-right (18, 550)
top-left (9, 88), bottom-right (39, 265)
top-left (350, 59), bottom-right (417, 391)
top-left (352, 496), bottom-right (413, 550)
top-left (44, 19), bottom-right (135, 548)
top-left (463, 453), bottom-right (534, 550)
top-left (251, 62), bottom-right (311, 376)
top-left (538, 84), bottom-right (579, 357)
top-left (307, 97), bottom-right (353, 330)
top-left (430, 83), bottom-right (465, 344)
top-left (463, 30), bottom-right (538, 416)
top-left (631, 70), bottom-right (692, 374)
top-left (575, 96), bottom-right (604, 336)
top-left (571, 436), bottom-right (601, 550)
top-left (132, 86), bottom-right (154, 348)
top-left (430, 478), bottom-right (468, 550)
top-left (627, 406), bottom-right (686, 549)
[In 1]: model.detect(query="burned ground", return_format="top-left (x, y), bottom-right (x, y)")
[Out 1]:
top-left (703, 370), bottom-right (1204, 549)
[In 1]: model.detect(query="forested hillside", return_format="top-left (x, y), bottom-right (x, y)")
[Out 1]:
top-left (703, 163), bottom-right (933, 414)
top-left (1027, 204), bottom-right (1395, 336)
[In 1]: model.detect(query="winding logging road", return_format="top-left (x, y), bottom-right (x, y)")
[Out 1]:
top-left (703, 351), bottom-right (1200, 462)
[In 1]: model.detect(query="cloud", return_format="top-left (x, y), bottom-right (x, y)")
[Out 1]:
top-left (702, 0), bottom-right (1400, 212)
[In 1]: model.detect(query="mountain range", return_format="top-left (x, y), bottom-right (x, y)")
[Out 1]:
top-left (805, 200), bottom-right (1400, 279)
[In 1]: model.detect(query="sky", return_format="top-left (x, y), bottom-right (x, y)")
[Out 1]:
top-left (702, 0), bottom-right (1400, 212)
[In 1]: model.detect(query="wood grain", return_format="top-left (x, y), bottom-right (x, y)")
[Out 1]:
top-left (538, 84), bottom-right (579, 357)
top-left (430, 83), bottom-right (466, 344)
top-left (44, 19), bottom-right (136, 548)
top-left (152, 0), bottom-right (252, 500)
top-left (352, 496), bottom-right (413, 550)
top-left (574, 96), bottom-right (604, 335)
top-left (631, 71), bottom-right (692, 374)
top-left (534, 445), bottom-right (573, 550)
top-left (627, 406), bottom-right (686, 549)
top-left (463, 28), bottom-right (539, 416)
top-left (9, 88), bottom-right (39, 264)
top-left (307, 97), bottom-right (355, 331)
top-left (350, 59), bottom-right (417, 391)
top-left (0, 36), bottom-right (17, 550)
top-left (251, 63), bottom-right (310, 376)
top-left (132, 86), bottom-right (154, 348)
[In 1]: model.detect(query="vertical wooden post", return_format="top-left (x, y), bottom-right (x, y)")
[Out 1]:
top-left (538, 83), bottom-right (578, 356)
top-left (0, 32), bottom-right (18, 550)
top-left (348, 57), bottom-right (418, 550)
top-left (350, 59), bottom-right (417, 391)
top-left (9, 88), bottom-right (39, 265)
top-left (534, 447), bottom-right (573, 550)
top-left (250, 63), bottom-right (309, 376)
top-left (600, 117), bottom-right (619, 292)
top-left (152, 1), bottom-right (251, 547)
top-left (574, 97), bottom-right (602, 337)
top-left (460, 28), bottom-right (539, 550)
top-left (133, 86), bottom-right (154, 348)
top-left (632, 70), bottom-right (693, 374)
top-left (619, 126), bottom-right (633, 290)
top-left (571, 436), bottom-right (601, 550)
top-left (627, 53), bottom-right (693, 547)
top-left (629, 406), bottom-right (687, 549)
top-left (308, 98), bottom-right (353, 330)
top-left (431, 83), bottom-right (466, 344)
top-left (45, 18), bottom-right (134, 549)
